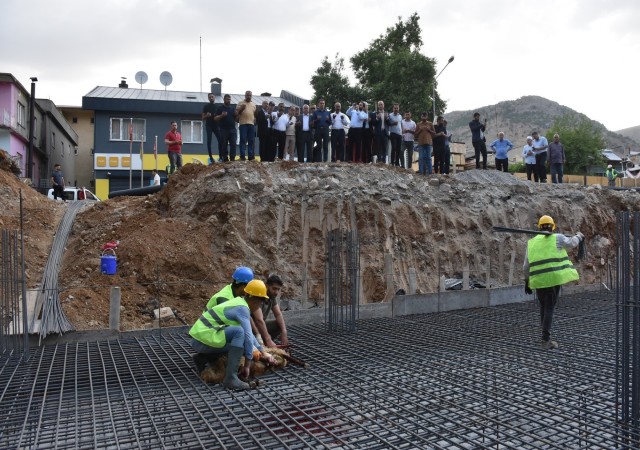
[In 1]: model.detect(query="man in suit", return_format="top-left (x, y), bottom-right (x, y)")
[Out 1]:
top-left (256, 100), bottom-right (272, 161)
top-left (371, 100), bottom-right (390, 163)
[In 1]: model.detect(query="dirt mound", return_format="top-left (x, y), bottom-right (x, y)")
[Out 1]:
top-left (0, 170), bottom-right (65, 285)
top-left (3, 161), bottom-right (637, 331)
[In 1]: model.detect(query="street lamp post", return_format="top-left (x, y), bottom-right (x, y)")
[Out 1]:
top-left (432, 56), bottom-right (454, 120)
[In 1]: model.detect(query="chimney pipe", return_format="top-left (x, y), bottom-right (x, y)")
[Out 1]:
top-left (119, 77), bottom-right (128, 88)
top-left (210, 77), bottom-right (222, 96)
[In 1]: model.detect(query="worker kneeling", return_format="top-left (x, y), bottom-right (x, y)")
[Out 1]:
top-left (189, 279), bottom-right (277, 390)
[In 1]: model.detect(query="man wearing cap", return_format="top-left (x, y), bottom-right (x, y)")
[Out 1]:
top-left (606, 164), bottom-right (618, 187)
top-left (190, 279), bottom-right (277, 390)
top-left (531, 131), bottom-right (549, 183)
top-left (205, 266), bottom-right (254, 309)
top-left (250, 274), bottom-right (289, 347)
top-left (522, 136), bottom-right (537, 181)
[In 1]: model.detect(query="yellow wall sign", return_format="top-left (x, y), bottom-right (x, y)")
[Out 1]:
top-left (109, 157), bottom-right (120, 167)
top-left (96, 156), bottom-right (107, 167)
top-left (121, 157), bottom-right (131, 168)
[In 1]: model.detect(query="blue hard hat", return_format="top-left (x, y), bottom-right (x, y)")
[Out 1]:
top-left (232, 266), bottom-right (254, 283)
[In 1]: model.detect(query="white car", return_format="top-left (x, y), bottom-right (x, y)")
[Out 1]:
top-left (47, 187), bottom-right (101, 202)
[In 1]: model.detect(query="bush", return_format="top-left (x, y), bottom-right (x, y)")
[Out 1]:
top-left (508, 161), bottom-right (525, 173)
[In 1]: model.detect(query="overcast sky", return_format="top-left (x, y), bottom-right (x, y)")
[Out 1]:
top-left (3, 0), bottom-right (639, 131)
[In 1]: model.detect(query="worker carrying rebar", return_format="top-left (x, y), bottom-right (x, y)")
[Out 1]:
top-left (524, 215), bottom-right (584, 350)
top-left (250, 274), bottom-right (289, 347)
top-left (205, 266), bottom-right (254, 309)
top-left (190, 279), bottom-right (277, 390)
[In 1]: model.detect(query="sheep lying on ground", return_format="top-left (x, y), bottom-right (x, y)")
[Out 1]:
top-left (199, 347), bottom-right (290, 385)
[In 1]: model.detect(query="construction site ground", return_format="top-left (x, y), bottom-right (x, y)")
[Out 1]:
top-left (0, 291), bottom-right (628, 449)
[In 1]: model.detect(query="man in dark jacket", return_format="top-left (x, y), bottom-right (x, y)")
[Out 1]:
top-left (469, 112), bottom-right (488, 169)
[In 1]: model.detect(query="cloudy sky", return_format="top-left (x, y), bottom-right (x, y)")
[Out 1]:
top-left (3, 0), bottom-right (639, 131)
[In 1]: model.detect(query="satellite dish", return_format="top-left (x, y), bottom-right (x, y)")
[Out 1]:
top-left (135, 71), bottom-right (148, 88)
top-left (159, 71), bottom-right (173, 89)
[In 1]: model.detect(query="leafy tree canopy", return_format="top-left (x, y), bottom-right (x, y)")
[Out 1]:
top-left (546, 115), bottom-right (605, 174)
top-left (310, 13), bottom-right (442, 117)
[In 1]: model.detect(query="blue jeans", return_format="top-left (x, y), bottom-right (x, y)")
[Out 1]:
top-left (205, 124), bottom-right (220, 159)
top-left (550, 163), bottom-right (564, 183)
top-left (419, 144), bottom-right (432, 175)
top-left (239, 124), bottom-right (256, 159)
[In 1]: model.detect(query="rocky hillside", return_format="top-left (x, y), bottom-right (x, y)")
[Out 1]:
top-left (616, 125), bottom-right (640, 144)
top-left (2, 161), bottom-right (635, 332)
top-left (446, 95), bottom-right (639, 154)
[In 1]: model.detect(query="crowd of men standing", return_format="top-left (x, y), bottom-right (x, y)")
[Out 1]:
top-left (199, 91), bottom-right (456, 170)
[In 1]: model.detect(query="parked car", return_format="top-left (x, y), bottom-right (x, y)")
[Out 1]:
top-left (47, 187), bottom-right (101, 202)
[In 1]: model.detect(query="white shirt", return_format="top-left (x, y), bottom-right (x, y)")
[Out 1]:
top-left (533, 136), bottom-right (549, 155)
top-left (389, 113), bottom-right (402, 135)
top-left (153, 173), bottom-right (160, 185)
top-left (301, 114), bottom-right (311, 131)
top-left (346, 107), bottom-right (368, 128)
top-left (330, 112), bottom-right (350, 129)
top-left (401, 119), bottom-right (416, 141)
top-left (522, 144), bottom-right (536, 164)
top-left (273, 113), bottom-right (289, 132)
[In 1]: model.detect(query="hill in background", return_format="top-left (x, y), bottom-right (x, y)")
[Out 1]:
top-left (445, 96), bottom-right (639, 155)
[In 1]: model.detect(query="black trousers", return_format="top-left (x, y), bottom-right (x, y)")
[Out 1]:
top-left (362, 129), bottom-right (373, 163)
top-left (495, 158), bottom-right (509, 172)
top-left (537, 285), bottom-right (561, 342)
top-left (349, 128), bottom-right (363, 162)
top-left (375, 133), bottom-right (388, 162)
top-left (390, 133), bottom-right (403, 166)
top-left (535, 152), bottom-right (547, 182)
top-left (205, 124), bottom-right (220, 159)
top-left (297, 131), bottom-right (313, 162)
top-left (331, 129), bottom-right (346, 162)
top-left (273, 130), bottom-right (286, 160)
top-left (258, 131), bottom-right (271, 161)
top-left (473, 140), bottom-right (487, 169)
top-left (314, 127), bottom-right (330, 162)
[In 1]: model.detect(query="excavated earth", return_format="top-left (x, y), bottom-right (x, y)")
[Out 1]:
top-left (0, 162), bottom-right (633, 331)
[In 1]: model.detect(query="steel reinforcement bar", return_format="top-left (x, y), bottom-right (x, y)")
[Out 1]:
top-left (0, 291), bottom-right (634, 449)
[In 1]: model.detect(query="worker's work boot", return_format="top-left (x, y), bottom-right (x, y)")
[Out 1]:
top-left (540, 340), bottom-right (559, 350)
top-left (192, 353), bottom-right (208, 375)
top-left (223, 347), bottom-right (251, 390)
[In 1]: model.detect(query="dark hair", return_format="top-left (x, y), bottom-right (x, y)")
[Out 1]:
top-left (473, 112), bottom-right (480, 118)
top-left (421, 112), bottom-right (428, 116)
top-left (266, 274), bottom-right (283, 286)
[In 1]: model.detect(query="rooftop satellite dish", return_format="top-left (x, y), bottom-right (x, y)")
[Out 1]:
top-left (159, 71), bottom-right (173, 90)
top-left (135, 71), bottom-right (148, 88)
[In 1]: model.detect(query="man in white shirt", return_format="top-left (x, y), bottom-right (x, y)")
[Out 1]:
top-left (152, 169), bottom-right (161, 186)
top-left (532, 131), bottom-right (549, 183)
top-left (330, 102), bottom-right (350, 162)
top-left (522, 136), bottom-right (537, 182)
top-left (389, 103), bottom-right (403, 166)
top-left (346, 102), bottom-right (368, 162)
top-left (401, 112), bottom-right (416, 169)
top-left (272, 104), bottom-right (288, 160)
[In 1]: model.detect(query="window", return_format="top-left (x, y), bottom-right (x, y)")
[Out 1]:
top-left (52, 132), bottom-right (56, 149)
top-left (74, 146), bottom-right (79, 156)
top-left (72, 117), bottom-right (78, 123)
top-left (110, 118), bottom-right (146, 141)
top-left (90, 117), bottom-right (94, 124)
top-left (181, 120), bottom-right (203, 144)
top-left (17, 102), bottom-right (26, 129)
top-left (61, 140), bottom-right (64, 157)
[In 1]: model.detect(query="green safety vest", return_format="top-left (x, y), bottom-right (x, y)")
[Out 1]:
top-left (205, 284), bottom-right (234, 310)
top-left (527, 234), bottom-right (579, 289)
top-left (189, 296), bottom-right (248, 347)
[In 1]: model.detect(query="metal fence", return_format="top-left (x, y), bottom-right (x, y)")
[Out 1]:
top-left (616, 211), bottom-right (640, 446)
top-left (0, 226), bottom-right (29, 362)
top-left (325, 229), bottom-right (360, 332)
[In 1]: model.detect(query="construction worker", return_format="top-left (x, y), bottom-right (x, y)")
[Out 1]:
top-left (190, 279), bottom-right (277, 390)
top-left (524, 215), bottom-right (584, 349)
top-left (205, 266), bottom-right (254, 309)
top-left (605, 164), bottom-right (618, 187)
top-left (251, 274), bottom-right (289, 347)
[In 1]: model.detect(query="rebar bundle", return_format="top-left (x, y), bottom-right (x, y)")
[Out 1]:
top-left (30, 202), bottom-right (85, 338)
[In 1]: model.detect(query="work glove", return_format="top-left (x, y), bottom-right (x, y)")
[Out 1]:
top-left (525, 279), bottom-right (533, 295)
top-left (576, 231), bottom-right (584, 242)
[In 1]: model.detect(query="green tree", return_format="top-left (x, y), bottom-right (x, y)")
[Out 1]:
top-left (310, 54), bottom-right (364, 108)
top-left (310, 13), bottom-right (441, 117)
top-left (546, 115), bottom-right (605, 174)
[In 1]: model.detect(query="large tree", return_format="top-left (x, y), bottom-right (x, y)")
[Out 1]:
top-left (546, 115), bottom-right (605, 174)
top-left (310, 54), bottom-right (364, 108)
top-left (310, 13), bottom-right (441, 117)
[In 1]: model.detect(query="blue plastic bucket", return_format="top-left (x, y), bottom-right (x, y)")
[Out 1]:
top-left (100, 249), bottom-right (117, 275)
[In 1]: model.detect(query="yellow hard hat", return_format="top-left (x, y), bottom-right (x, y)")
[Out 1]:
top-left (538, 215), bottom-right (556, 230)
top-left (244, 279), bottom-right (269, 299)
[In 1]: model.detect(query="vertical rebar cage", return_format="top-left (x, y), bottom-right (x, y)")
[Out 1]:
top-left (0, 229), bottom-right (29, 362)
top-left (325, 229), bottom-right (360, 332)
top-left (616, 211), bottom-right (640, 445)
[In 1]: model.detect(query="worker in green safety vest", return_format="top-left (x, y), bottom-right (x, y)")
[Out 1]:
top-left (205, 266), bottom-right (254, 310)
top-left (524, 215), bottom-right (584, 350)
top-left (190, 279), bottom-right (277, 390)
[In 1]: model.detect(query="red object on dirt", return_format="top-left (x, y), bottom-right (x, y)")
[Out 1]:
top-left (101, 241), bottom-right (120, 251)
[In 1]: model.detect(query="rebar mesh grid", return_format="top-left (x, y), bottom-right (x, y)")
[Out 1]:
top-left (0, 292), bottom-right (634, 449)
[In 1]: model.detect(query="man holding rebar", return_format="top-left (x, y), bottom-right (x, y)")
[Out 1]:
top-left (250, 274), bottom-right (289, 348)
top-left (523, 215), bottom-right (583, 349)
